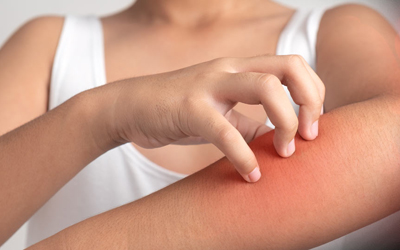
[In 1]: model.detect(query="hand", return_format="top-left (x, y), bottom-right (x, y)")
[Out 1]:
top-left (105, 55), bottom-right (325, 182)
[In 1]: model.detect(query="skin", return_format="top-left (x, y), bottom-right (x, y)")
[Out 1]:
top-left (101, 0), bottom-right (301, 174)
top-left (2, 91), bottom-right (400, 250)
top-left (1, 0), bottom-right (317, 176)
top-left (0, 0), bottom-right (399, 248)
top-left (0, 54), bottom-right (324, 244)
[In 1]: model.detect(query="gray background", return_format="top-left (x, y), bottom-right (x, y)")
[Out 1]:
top-left (0, 0), bottom-right (399, 249)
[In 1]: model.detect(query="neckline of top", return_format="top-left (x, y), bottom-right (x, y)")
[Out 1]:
top-left (93, 8), bottom-right (304, 87)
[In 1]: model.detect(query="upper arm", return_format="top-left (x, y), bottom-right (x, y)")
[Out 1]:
top-left (0, 16), bottom-right (64, 135)
top-left (316, 4), bottom-right (400, 113)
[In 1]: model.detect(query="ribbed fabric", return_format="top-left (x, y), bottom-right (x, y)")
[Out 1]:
top-left (26, 10), bottom-right (400, 249)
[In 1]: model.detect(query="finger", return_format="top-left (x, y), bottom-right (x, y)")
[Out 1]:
top-left (173, 110), bottom-right (273, 145)
top-left (191, 107), bottom-right (261, 183)
top-left (229, 55), bottom-right (323, 141)
top-left (297, 55), bottom-right (326, 114)
top-left (225, 109), bottom-right (273, 142)
top-left (215, 72), bottom-right (298, 157)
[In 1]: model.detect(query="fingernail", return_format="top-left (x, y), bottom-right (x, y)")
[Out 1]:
top-left (286, 139), bottom-right (295, 156)
top-left (246, 166), bottom-right (261, 183)
top-left (311, 120), bottom-right (319, 138)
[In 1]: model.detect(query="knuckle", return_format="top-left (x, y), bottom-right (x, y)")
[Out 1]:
top-left (240, 156), bottom-right (257, 174)
top-left (182, 95), bottom-right (202, 112)
top-left (256, 74), bottom-right (280, 93)
top-left (286, 54), bottom-right (305, 71)
top-left (216, 126), bottom-right (237, 144)
top-left (285, 119), bottom-right (299, 134)
top-left (209, 57), bottom-right (235, 71)
top-left (234, 71), bottom-right (252, 84)
top-left (309, 96), bottom-right (323, 109)
top-left (195, 70), bottom-right (218, 84)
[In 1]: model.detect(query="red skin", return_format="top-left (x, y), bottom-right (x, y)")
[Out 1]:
top-left (31, 97), bottom-right (400, 250)
top-left (159, 119), bottom-right (398, 249)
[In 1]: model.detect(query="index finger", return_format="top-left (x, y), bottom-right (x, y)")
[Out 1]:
top-left (229, 55), bottom-right (325, 141)
top-left (190, 106), bottom-right (261, 183)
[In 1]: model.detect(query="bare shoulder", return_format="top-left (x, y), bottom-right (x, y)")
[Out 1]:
top-left (324, 3), bottom-right (386, 18)
top-left (0, 16), bottom-right (65, 76)
top-left (0, 16), bottom-right (65, 134)
top-left (319, 3), bottom-right (395, 34)
top-left (316, 3), bottom-right (400, 112)
top-left (317, 3), bottom-right (397, 52)
top-left (8, 16), bottom-right (64, 40)
top-left (1, 16), bottom-right (64, 58)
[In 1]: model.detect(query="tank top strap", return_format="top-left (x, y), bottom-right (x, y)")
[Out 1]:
top-left (266, 8), bottom-right (327, 128)
top-left (49, 15), bottom-right (106, 110)
top-left (276, 8), bottom-right (327, 70)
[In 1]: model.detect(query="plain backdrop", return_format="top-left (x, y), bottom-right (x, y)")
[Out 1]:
top-left (0, 0), bottom-right (399, 249)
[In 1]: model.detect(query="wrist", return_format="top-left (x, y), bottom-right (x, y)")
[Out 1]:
top-left (72, 87), bottom-right (124, 153)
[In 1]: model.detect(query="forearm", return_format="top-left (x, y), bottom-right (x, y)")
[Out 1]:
top-left (0, 90), bottom-right (116, 244)
top-left (32, 95), bottom-right (400, 249)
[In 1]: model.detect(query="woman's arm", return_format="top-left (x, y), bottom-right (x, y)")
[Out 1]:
top-left (0, 16), bottom-right (63, 135)
top-left (0, 92), bottom-right (114, 245)
top-left (0, 16), bottom-right (63, 243)
top-left (28, 4), bottom-right (400, 249)
top-left (0, 54), bottom-right (324, 245)
top-left (317, 4), bottom-right (400, 112)
top-left (3, 4), bottom-right (399, 248)
top-left (29, 94), bottom-right (400, 250)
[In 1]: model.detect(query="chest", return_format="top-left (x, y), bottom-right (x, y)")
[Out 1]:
top-left (104, 19), bottom-right (285, 81)
top-left (101, 18), bottom-right (288, 174)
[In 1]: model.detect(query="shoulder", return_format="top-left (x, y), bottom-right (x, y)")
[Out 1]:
top-left (316, 3), bottom-right (397, 61)
top-left (5, 15), bottom-right (64, 52)
top-left (0, 15), bottom-right (65, 86)
top-left (0, 16), bottom-right (66, 132)
top-left (322, 3), bottom-right (385, 20)
top-left (316, 3), bottom-right (398, 73)
top-left (1, 16), bottom-right (64, 65)
top-left (0, 16), bottom-right (65, 83)
top-left (18, 15), bottom-right (64, 31)
top-left (0, 15), bottom-right (65, 91)
top-left (315, 4), bottom-right (400, 111)
top-left (317, 3), bottom-right (395, 45)
top-left (13, 15), bottom-right (64, 38)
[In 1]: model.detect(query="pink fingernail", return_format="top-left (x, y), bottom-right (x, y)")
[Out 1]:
top-left (286, 139), bottom-right (295, 156)
top-left (247, 167), bottom-right (261, 183)
top-left (311, 120), bottom-right (319, 138)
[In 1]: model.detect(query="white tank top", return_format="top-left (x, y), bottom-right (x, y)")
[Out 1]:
top-left (26, 9), bottom-right (400, 249)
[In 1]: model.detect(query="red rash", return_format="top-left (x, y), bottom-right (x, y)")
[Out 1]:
top-left (31, 98), bottom-right (400, 250)
top-left (142, 102), bottom-right (400, 249)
